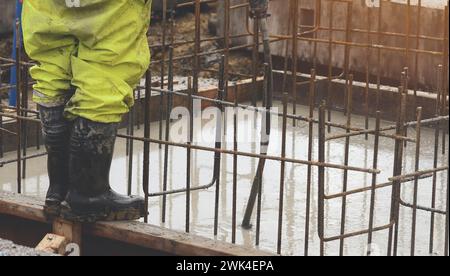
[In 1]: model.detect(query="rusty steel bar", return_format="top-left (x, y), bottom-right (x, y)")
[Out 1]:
top-left (339, 74), bottom-right (353, 256)
top-left (389, 92), bottom-right (407, 256)
top-left (367, 111), bottom-right (381, 255)
top-left (326, 0), bottom-right (334, 133)
top-left (304, 69), bottom-right (316, 256)
top-left (410, 107), bottom-right (423, 256)
top-left (127, 97), bottom-right (135, 196)
top-left (214, 55), bottom-right (226, 237)
top-left (277, 92), bottom-right (288, 255)
top-left (430, 65), bottom-right (442, 253)
top-left (15, 20), bottom-right (22, 194)
top-left (389, 167), bottom-right (449, 182)
top-left (375, 0), bottom-right (383, 111)
top-left (251, 3), bottom-right (260, 107)
top-left (161, 46), bottom-right (175, 223)
top-left (441, 6), bottom-right (449, 156)
top-left (158, 0), bottom-right (168, 146)
top-left (342, 1), bottom-right (352, 116)
top-left (232, 85), bottom-right (238, 244)
top-left (0, 152), bottom-right (47, 168)
top-left (412, 0), bottom-right (422, 112)
top-left (291, 0), bottom-right (299, 126)
top-left (21, 63), bottom-right (29, 180)
top-left (318, 101), bottom-right (326, 256)
top-left (445, 167), bottom-right (449, 256)
top-left (364, 3), bottom-right (371, 141)
top-left (186, 77), bottom-right (193, 233)
top-left (0, 68), bottom-right (4, 158)
top-left (325, 173), bottom-right (435, 200)
top-left (143, 69), bottom-right (152, 223)
top-left (193, 0), bottom-right (201, 95)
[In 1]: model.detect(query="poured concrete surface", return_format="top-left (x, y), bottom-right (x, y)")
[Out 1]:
top-left (0, 102), bottom-right (448, 256)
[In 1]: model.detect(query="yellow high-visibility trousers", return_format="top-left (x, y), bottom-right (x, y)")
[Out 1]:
top-left (22, 0), bottom-right (152, 123)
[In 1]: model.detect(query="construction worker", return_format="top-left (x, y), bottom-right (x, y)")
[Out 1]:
top-left (21, 0), bottom-right (152, 222)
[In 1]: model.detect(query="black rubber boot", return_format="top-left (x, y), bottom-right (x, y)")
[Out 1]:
top-left (39, 105), bottom-right (71, 217)
top-left (60, 117), bottom-right (146, 223)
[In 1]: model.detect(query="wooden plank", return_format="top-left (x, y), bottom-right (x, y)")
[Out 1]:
top-left (53, 218), bottom-right (82, 248)
top-left (0, 192), bottom-right (275, 256)
top-left (0, 192), bottom-right (48, 223)
top-left (89, 221), bottom-right (273, 256)
top-left (36, 234), bottom-right (67, 255)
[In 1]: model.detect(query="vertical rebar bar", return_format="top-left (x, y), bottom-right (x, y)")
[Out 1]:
top-left (441, 5), bottom-right (449, 156)
top-left (143, 69), bottom-right (152, 224)
top-left (410, 107), bottom-right (423, 256)
top-left (15, 20), bottom-right (22, 194)
top-left (304, 69), bottom-right (316, 256)
top-left (0, 68), bottom-right (3, 159)
top-left (159, 0), bottom-right (168, 147)
top-left (232, 86), bottom-right (238, 244)
top-left (186, 77), bottom-right (193, 233)
top-left (127, 97), bottom-right (135, 196)
top-left (364, 4), bottom-right (371, 141)
top-left (214, 55), bottom-right (226, 236)
top-left (327, 1), bottom-right (334, 133)
top-left (367, 111), bottom-right (381, 255)
top-left (339, 74), bottom-right (353, 256)
top-left (375, 1), bottom-right (383, 111)
top-left (412, 0), bottom-right (422, 113)
top-left (403, 68), bottom-right (409, 148)
top-left (343, 1), bottom-right (353, 116)
top-left (291, 0), bottom-right (298, 126)
top-left (193, 0), bottom-right (201, 95)
top-left (162, 47), bottom-right (174, 223)
top-left (21, 64), bottom-right (28, 179)
top-left (312, 0), bottom-right (321, 70)
top-left (277, 92), bottom-right (288, 255)
top-left (445, 167), bottom-right (449, 256)
top-left (429, 65), bottom-right (442, 254)
top-left (318, 101), bottom-right (326, 256)
top-left (251, 10), bottom-right (260, 107)
top-left (388, 92), bottom-right (407, 256)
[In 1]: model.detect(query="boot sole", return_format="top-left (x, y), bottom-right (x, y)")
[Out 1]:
top-left (59, 203), bottom-right (146, 223)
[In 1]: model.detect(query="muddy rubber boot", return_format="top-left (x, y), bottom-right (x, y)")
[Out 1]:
top-left (39, 105), bottom-right (71, 217)
top-left (60, 118), bottom-right (146, 223)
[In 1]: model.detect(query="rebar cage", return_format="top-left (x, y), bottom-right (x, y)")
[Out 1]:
top-left (0, 0), bottom-right (449, 256)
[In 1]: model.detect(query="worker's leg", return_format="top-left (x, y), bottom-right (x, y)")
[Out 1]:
top-left (64, 0), bottom-right (152, 123)
top-left (61, 0), bottom-right (151, 222)
top-left (22, 0), bottom-right (77, 107)
top-left (61, 117), bottom-right (146, 222)
top-left (22, 0), bottom-right (76, 214)
top-left (38, 105), bottom-right (72, 215)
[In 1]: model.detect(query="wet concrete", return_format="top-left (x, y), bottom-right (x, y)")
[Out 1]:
top-left (0, 102), bottom-right (448, 256)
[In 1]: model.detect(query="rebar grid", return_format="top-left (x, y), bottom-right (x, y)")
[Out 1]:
top-left (0, 0), bottom-right (449, 256)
